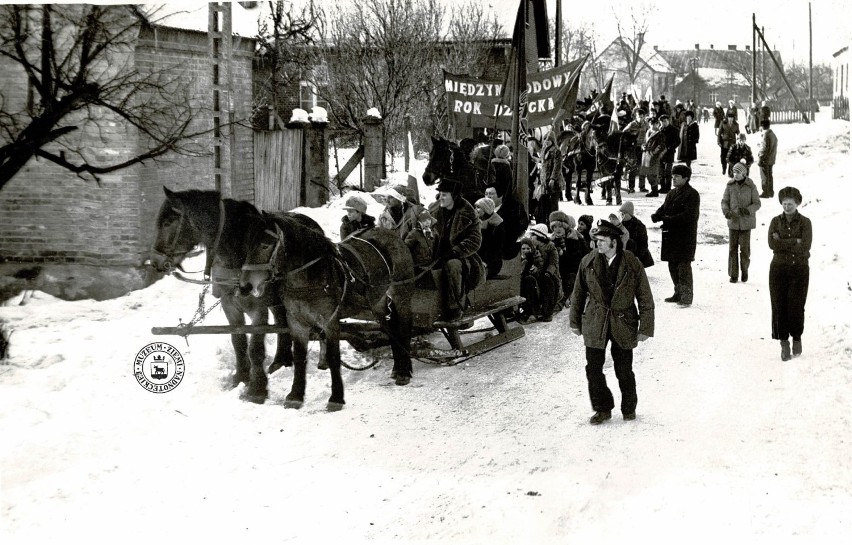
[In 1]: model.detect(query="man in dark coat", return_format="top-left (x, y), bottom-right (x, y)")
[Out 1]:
top-left (726, 133), bottom-right (754, 176)
top-left (658, 114), bottom-right (681, 193)
top-left (717, 111), bottom-right (740, 176)
top-left (758, 119), bottom-right (778, 198)
top-left (651, 163), bottom-right (700, 306)
top-left (676, 110), bottom-right (699, 167)
top-left (429, 179), bottom-right (485, 320)
top-left (712, 101), bottom-right (725, 135)
top-left (569, 219), bottom-right (655, 425)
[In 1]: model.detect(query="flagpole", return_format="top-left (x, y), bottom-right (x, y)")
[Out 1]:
top-left (510, 0), bottom-right (529, 221)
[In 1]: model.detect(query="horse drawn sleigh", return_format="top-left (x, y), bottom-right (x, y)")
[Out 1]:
top-left (149, 175), bottom-right (527, 410)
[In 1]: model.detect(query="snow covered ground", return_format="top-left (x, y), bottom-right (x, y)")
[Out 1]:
top-left (1, 113), bottom-right (850, 543)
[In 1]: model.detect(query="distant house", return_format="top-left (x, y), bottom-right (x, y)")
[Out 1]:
top-left (654, 44), bottom-right (785, 108)
top-left (590, 38), bottom-right (677, 104)
top-left (832, 45), bottom-right (849, 120)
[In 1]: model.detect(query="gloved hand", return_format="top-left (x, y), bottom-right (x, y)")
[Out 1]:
top-left (724, 211), bottom-right (732, 219)
top-left (738, 207), bottom-right (750, 216)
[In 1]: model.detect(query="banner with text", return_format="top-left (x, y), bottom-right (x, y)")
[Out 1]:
top-left (444, 57), bottom-right (585, 132)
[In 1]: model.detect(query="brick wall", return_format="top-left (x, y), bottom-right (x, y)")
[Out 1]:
top-left (0, 23), bottom-right (255, 267)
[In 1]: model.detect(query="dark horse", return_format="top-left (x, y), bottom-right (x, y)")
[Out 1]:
top-left (422, 135), bottom-right (485, 205)
top-left (240, 213), bottom-right (415, 410)
top-left (589, 115), bottom-right (638, 206)
top-left (149, 188), bottom-right (321, 404)
top-left (558, 124), bottom-right (596, 205)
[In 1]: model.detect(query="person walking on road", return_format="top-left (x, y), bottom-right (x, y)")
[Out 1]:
top-left (651, 163), bottom-right (700, 306)
top-left (768, 187), bottom-right (812, 361)
top-left (721, 162), bottom-right (761, 283)
top-left (758, 119), bottom-right (778, 198)
top-left (570, 219), bottom-right (655, 425)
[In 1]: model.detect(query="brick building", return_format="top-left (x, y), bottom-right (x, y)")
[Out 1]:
top-left (0, 3), bottom-right (257, 271)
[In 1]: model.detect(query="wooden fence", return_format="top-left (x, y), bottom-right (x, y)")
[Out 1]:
top-left (254, 130), bottom-right (303, 212)
top-left (833, 97), bottom-right (850, 121)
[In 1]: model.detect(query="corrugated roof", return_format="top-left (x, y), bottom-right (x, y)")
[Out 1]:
top-left (140, 2), bottom-right (259, 37)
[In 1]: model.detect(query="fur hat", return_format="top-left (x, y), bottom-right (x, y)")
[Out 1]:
top-left (578, 214), bottom-right (594, 230)
top-left (548, 210), bottom-right (572, 226)
top-left (343, 194), bottom-right (368, 214)
top-left (518, 236), bottom-right (534, 249)
top-left (619, 201), bottom-right (634, 216)
top-left (671, 163), bottom-right (692, 179)
top-left (436, 178), bottom-right (460, 194)
top-left (590, 219), bottom-right (622, 240)
top-left (778, 186), bottom-right (802, 205)
top-left (494, 144), bottom-right (510, 159)
top-left (732, 162), bottom-right (748, 178)
top-left (685, 110), bottom-right (695, 118)
top-left (475, 197), bottom-right (496, 216)
top-left (528, 223), bottom-right (550, 241)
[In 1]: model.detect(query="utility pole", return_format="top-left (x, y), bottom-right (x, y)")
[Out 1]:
top-left (690, 57), bottom-right (699, 105)
top-left (555, 0), bottom-right (562, 67)
top-left (752, 13), bottom-right (757, 103)
top-left (809, 2), bottom-right (814, 121)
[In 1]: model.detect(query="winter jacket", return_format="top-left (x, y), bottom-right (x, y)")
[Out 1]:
top-left (726, 143), bottom-right (754, 169)
top-left (621, 216), bottom-right (654, 268)
top-left (640, 127), bottom-right (665, 176)
top-left (721, 177), bottom-right (762, 230)
top-left (712, 106), bottom-right (725, 128)
top-left (404, 226), bottom-right (433, 268)
top-left (429, 196), bottom-right (482, 260)
top-left (768, 211), bottom-right (812, 267)
top-left (651, 182), bottom-right (700, 262)
top-left (760, 105), bottom-right (771, 123)
top-left (540, 139), bottom-right (565, 193)
top-left (340, 214), bottom-right (376, 240)
top-left (477, 213), bottom-right (506, 278)
top-left (677, 121), bottom-right (700, 162)
top-left (487, 158), bottom-right (513, 198)
top-left (569, 250), bottom-right (655, 350)
top-left (660, 124), bottom-right (681, 162)
top-left (717, 120), bottom-right (740, 148)
top-left (758, 128), bottom-right (778, 166)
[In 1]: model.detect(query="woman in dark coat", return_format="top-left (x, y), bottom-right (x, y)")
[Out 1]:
top-left (676, 111), bottom-right (699, 167)
top-left (474, 197), bottom-right (506, 279)
top-left (768, 186), bottom-right (812, 361)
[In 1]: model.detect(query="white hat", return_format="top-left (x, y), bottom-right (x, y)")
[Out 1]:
top-left (528, 223), bottom-right (550, 240)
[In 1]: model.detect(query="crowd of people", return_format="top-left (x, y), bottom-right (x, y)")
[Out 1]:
top-left (336, 93), bottom-right (809, 422)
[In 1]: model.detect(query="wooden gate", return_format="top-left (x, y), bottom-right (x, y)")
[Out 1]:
top-left (254, 129), bottom-right (303, 212)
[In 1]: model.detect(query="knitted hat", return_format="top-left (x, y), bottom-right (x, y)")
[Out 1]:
top-left (474, 197), bottom-right (496, 216)
top-left (732, 162), bottom-right (748, 178)
top-left (494, 144), bottom-right (510, 159)
top-left (619, 201), bottom-right (634, 216)
top-left (343, 194), bottom-right (368, 214)
top-left (528, 223), bottom-right (550, 240)
top-left (578, 214), bottom-right (594, 229)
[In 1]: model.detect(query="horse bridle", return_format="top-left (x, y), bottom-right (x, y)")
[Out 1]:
top-left (240, 226), bottom-right (326, 287)
top-left (152, 200), bottom-right (225, 279)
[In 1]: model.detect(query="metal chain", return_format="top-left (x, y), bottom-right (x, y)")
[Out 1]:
top-left (175, 284), bottom-right (221, 344)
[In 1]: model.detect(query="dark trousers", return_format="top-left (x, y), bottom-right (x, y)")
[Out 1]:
top-left (760, 164), bottom-right (774, 196)
top-left (769, 262), bottom-right (809, 340)
top-left (520, 272), bottom-right (558, 318)
top-left (659, 161), bottom-right (673, 192)
top-left (437, 259), bottom-right (465, 313)
top-left (728, 229), bottom-right (752, 278)
top-left (667, 260), bottom-right (694, 304)
top-left (719, 146), bottom-right (730, 174)
top-left (585, 337), bottom-right (637, 414)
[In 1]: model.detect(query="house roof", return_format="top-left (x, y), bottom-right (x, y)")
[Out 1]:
top-left (140, 2), bottom-right (260, 37)
top-left (655, 48), bottom-right (784, 74)
top-left (596, 37), bottom-right (675, 74)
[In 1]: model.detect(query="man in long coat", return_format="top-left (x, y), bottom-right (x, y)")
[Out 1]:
top-left (658, 114), bottom-right (681, 193)
top-left (676, 110), bottom-right (700, 167)
top-left (758, 119), bottom-right (778, 198)
top-left (569, 219), bottom-right (655, 425)
top-left (651, 163), bottom-right (700, 306)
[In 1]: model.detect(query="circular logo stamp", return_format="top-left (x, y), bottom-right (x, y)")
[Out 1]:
top-left (134, 342), bottom-right (185, 393)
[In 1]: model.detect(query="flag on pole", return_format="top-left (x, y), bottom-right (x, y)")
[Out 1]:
top-left (550, 55), bottom-right (588, 131)
top-left (592, 74), bottom-right (614, 114)
top-left (608, 108), bottom-right (620, 136)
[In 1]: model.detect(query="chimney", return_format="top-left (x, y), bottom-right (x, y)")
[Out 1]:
top-left (710, 44), bottom-right (714, 49)
top-left (653, 45), bottom-right (658, 51)
top-left (745, 45), bottom-right (751, 51)
top-left (694, 44), bottom-right (700, 50)
top-left (728, 45), bottom-right (737, 50)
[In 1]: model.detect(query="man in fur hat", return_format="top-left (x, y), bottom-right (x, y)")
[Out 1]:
top-left (570, 219), bottom-right (655, 425)
top-left (429, 179), bottom-right (485, 320)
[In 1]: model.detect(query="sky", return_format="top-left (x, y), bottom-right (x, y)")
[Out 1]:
top-left (480, 0), bottom-right (850, 64)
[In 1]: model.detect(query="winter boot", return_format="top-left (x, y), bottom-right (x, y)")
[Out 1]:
top-left (792, 339), bottom-right (802, 356)
top-left (780, 340), bottom-right (792, 361)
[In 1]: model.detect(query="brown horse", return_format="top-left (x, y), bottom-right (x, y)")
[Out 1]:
top-left (149, 188), bottom-right (321, 403)
top-left (240, 212), bottom-right (415, 410)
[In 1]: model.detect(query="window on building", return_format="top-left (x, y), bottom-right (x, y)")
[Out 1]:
top-left (299, 64), bottom-right (329, 112)
top-left (709, 92), bottom-right (718, 103)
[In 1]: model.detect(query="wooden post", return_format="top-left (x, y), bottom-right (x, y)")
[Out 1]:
top-left (362, 115), bottom-right (384, 192)
top-left (754, 24), bottom-right (811, 123)
top-left (752, 14), bottom-right (757, 103)
top-left (809, 2), bottom-right (814, 121)
top-left (305, 120), bottom-right (329, 207)
top-left (555, 0), bottom-right (562, 67)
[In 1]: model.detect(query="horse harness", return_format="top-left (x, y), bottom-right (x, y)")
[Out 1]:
top-left (153, 199), bottom-right (226, 281)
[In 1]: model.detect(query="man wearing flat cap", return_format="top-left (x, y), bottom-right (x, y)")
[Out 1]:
top-left (570, 219), bottom-right (655, 425)
top-left (658, 114), bottom-right (681, 193)
top-left (429, 178), bottom-right (485, 320)
top-left (651, 163), bottom-right (701, 306)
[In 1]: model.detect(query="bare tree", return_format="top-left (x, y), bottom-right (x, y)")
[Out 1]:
top-left (0, 4), bottom-right (207, 191)
top-left (612, 2), bottom-right (656, 88)
top-left (310, 0), bottom-right (445, 156)
top-left (253, 0), bottom-right (324, 128)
